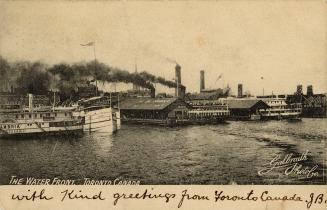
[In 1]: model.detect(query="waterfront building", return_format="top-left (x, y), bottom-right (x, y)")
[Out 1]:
top-left (120, 97), bottom-right (190, 125)
top-left (223, 99), bottom-right (269, 120)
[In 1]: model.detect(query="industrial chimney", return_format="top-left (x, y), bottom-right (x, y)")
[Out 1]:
top-left (133, 62), bottom-right (140, 92)
top-left (28, 93), bottom-right (33, 111)
top-left (307, 85), bottom-right (313, 96)
top-left (150, 88), bottom-right (155, 98)
top-left (237, 84), bottom-right (243, 98)
top-left (296, 85), bottom-right (303, 95)
top-left (200, 70), bottom-right (205, 92)
top-left (180, 86), bottom-right (186, 99)
top-left (175, 64), bottom-right (182, 98)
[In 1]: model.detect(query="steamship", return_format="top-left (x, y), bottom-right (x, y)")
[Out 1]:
top-left (257, 96), bottom-right (302, 120)
top-left (0, 94), bottom-right (84, 138)
top-left (73, 96), bottom-right (121, 133)
top-left (187, 102), bottom-right (230, 124)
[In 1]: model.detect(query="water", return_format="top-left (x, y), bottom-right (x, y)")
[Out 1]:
top-left (0, 118), bottom-right (326, 185)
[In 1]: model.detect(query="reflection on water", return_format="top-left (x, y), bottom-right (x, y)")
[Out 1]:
top-left (0, 118), bottom-right (326, 184)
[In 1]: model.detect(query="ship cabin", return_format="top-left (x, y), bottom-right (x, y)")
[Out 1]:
top-left (185, 91), bottom-right (230, 122)
top-left (0, 108), bottom-right (76, 123)
top-left (120, 97), bottom-right (191, 125)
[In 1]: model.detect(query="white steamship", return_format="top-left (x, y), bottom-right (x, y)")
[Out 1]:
top-left (0, 94), bottom-right (84, 138)
top-left (0, 94), bottom-right (121, 138)
top-left (258, 96), bottom-right (302, 120)
top-left (73, 96), bottom-right (121, 133)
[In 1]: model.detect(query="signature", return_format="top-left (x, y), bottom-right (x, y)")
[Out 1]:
top-left (258, 150), bottom-right (319, 179)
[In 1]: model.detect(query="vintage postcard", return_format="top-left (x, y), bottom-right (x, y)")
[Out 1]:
top-left (0, 0), bottom-right (326, 209)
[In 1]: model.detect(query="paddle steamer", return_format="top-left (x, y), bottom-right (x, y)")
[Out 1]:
top-left (0, 95), bottom-right (83, 138)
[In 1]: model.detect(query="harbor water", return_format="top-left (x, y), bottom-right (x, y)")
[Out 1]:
top-left (0, 118), bottom-right (326, 185)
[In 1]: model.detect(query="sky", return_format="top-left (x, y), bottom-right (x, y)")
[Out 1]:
top-left (0, 1), bottom-right (326, 95)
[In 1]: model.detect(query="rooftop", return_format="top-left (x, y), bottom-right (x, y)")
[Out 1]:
top-left (120, 97), bottom-right (179, 110)
top-left (225, 99), bottom-right (269, 109)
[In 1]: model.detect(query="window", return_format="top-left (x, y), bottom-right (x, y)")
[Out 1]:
top-left (29, 114), bottom-right (31, 118)
top-left (15, 115), bottom-right (18, 119)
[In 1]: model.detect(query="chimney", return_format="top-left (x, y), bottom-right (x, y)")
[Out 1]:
top-left (296, 85), bottom-right (303, 95)
top-left (150, 88), bottom-right (155, 98)
top-left (200, 70), bottom-right (205, 92)
top-left (28, 93), bottom-right (33, 111)
top-left (133, 62), bottom-right (140, 92)
top-left (237, 84), bottom-right (243, 98)
top-left (180, 86), bottom-right (186, 99)
top-left (307, 85), bottom-right (313, 96)
top-left (175, 64), bottom-right (182, 98)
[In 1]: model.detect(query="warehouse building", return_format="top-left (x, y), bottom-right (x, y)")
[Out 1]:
top-left (120, 97), bottom-right (191, 125)
top-left (223, 99), bottom-right (270, 120)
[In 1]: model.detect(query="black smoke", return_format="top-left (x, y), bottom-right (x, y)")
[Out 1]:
top-left (1, 56), bottom-right (184, 100)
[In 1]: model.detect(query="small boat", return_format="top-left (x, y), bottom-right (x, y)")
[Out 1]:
top-left (286, 117), bottom-right (302, 122)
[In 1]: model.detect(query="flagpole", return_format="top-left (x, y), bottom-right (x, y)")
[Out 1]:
top-left (261, 76), bottom-right (264, 96)
top-left (93, 42), bottom-right (98, 96)
top-left (81, 41), bottom-right (98, 96)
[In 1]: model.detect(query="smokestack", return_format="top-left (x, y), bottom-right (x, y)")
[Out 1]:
top-left (150, 88), bottom-right (155, 98)
top-left (200, 70), bottom-right (205, 92)
top-left (237, 84), bottom-right (243, 98)
top-left (28, 93), bottom-right (33, 111)
top-left (133, 61), bottom-right (140, 91)
top-left (175, 64), bottom-right (181, 98)
top-left (307, 85), bottom-right (313, 96)
top-left (180, 86), bottom-right (186, 99)
top-left (296, 85), bottom-right (303, 95)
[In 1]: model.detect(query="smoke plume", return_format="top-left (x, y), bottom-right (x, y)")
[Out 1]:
top-left (1, 56), bottom-right (185, 100)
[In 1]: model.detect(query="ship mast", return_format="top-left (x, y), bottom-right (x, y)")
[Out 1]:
top-left (93, 42), bottom-right (98, 96)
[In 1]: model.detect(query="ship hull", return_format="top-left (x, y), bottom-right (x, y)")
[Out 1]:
top-left (0, 128), bottom-right (83, 139)
top-left (82, 107), bottom-right (119, 133)
top-left (260, 112), bottom-right (301, 120)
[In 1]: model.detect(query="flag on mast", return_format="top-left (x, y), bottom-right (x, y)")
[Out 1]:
top-left (80, 41), bottom-right (95, 47)
top-left (216, 73), bottom-right (223, 82)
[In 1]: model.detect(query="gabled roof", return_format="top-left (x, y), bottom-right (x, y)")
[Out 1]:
top-left (226, 99), bottom-right (269, 109)
top-left (120, 97), bottom-right (179, 110)
top-left (187, 92), bottom-right (222, 100)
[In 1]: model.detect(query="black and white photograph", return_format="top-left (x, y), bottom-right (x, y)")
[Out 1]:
top-left (0, 0), bottom-right (326, 191)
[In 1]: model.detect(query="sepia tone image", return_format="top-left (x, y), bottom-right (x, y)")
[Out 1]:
top-left (0, 0), bottom-right (326, 186)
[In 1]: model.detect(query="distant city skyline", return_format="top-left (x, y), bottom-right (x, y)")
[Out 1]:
top-left (0, 1), bottom-right (326, 95)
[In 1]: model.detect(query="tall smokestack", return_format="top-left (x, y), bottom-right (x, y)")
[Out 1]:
top-left (180, 86), bottom-right (186, 99)
top-left (28, 93), bottom-right (33, 111)
top-left (296, 85), bottom-right (303, 95)
top-left (175, 64), bottom-right (181, 98)
top-left (200, 70), bottom-right (205, 92)
top-left (150, 88), bottom-right (155, 98)
top-left (307, 85), bottom-right (313, 96)
top-left (133, 62), bottom-right (140, 91)
top-left (237, 84), bottom-right (243, 98)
